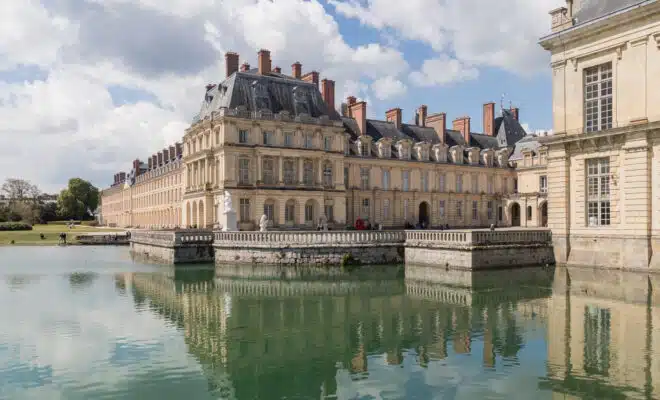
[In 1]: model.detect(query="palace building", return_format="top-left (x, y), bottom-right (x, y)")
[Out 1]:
top-left (540, 0), bottom-right (660, 270)
top-left (100, 49), bottom-right (539, 231)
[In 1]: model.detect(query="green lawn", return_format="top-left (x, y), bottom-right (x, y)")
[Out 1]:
top-left (0, 224), bottom-right (125, 246)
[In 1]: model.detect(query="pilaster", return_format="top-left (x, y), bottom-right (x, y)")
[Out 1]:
top-left (547, 144), bottom-right (571, 263)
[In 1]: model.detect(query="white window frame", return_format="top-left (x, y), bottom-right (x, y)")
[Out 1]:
top-left (239, 198), bottom-right (250, 222)
top-left (238, 158), bottom-right (250, 184)
top-left (456, 174), bottom-right (463, 193)
top-left (382, 170), bottom-right (390, 191)
top-left (402, 170), bottom-right (409, 192)
top-left (539, 175), bottom-right (548, 194)
top-left (383, 199), bottom-right (390, 220)
top-left (586, 158), bottom-right (611, 227)
top-left (285, 203), bottom-right (295, 223)
top-left (439, 200), bottom-right (445, 218)
top-left (584, 62), bottom-right (613, 133)
top-left (239, 129), bottom-right (249, 144)
top-left (360, 168), bottom-right (370, 190)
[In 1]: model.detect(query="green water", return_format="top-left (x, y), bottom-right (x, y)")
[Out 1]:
top-left (1, 247), bottom-right (658, 400)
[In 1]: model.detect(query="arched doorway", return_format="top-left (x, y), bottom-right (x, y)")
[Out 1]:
top-left (539, 202), bottom-right (548, 227)
top-left (511, 203), bottom-right (521, 227)
top-left (418, 202), bottom-right (430, 227)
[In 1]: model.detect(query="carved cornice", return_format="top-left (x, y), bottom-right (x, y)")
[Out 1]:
top-left (623, 145), bottom-right (649, 153)
top-left (569, 42), bottom-right (625, 71)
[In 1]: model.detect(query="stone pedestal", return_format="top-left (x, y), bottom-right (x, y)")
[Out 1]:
top-left (222, 211), bottom-right (238, 232)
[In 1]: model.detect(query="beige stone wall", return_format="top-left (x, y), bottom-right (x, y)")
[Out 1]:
top-left (541, 3), bottom-right (660, 269)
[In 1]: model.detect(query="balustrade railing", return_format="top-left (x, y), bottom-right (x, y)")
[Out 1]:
top-left (214, 230), bottom-right (406, 247)
top-left (131, 229), bottom-right (214, 246)
top-left (405, 229), bottom-right (552, 247)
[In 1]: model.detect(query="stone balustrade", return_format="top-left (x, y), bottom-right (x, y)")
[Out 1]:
top-left (406, 229), bottom-right (552, 249)
top-left (130, 229), bottom-right (215, 264)
top-left (214, 230), bottom-right (405, 248)
top-left (131, 230), bottom-right (214, 247)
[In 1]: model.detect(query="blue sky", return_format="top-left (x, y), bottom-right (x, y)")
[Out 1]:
top-left (0, 0), bottom-right (562, 192)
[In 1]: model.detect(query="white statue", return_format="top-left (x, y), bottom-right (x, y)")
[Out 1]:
top-left (259, 214), bottom-right (269, 232)
top-left (319, 215), bottom-right (328, 231)
top-left (223, 191), bottom-right (233, 213)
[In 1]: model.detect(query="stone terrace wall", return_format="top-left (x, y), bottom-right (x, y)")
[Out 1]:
top-left (130, 230), bottom-right (214, 264)
top-left (214, 231), bottom-right (405, 266)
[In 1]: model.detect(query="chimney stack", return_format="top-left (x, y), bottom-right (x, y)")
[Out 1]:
top-left (157, 152), bottom-right (163, 167)
top-left (292, 62), bottom-right (302, 79)
top-left (163, 148), bottom-right (169, 164)
top-left (302, 71), bottom-right (319, 88)
top-left (240, 62), bottom-right (250, 72)
top-left (321, 79), bottom-right (335, 113)
top-left (133, 159), bottom-right (141, 176)
top-left (346, 97), bottom-right (357, 117)
top-left (169, 145), bottom-right (176, 161)
top-left (273, 66), bottom-right (281, 74)
top-left (510, 107), bottom-right (520, 121)
top-left (258, 49), bottom-right (271, 75)
top-left (453, 116), bottom-right (471, 144)
top-left (119, 172), bottom-right (126, 182)
top-left (175, 142), bottom-right (183, 158)
top-left (418, 105), bottom-right (428, 127)
top-left (426, 113), bottom-right (446, 143)
top-left (349, 100), bottom-right (367, 135)
top-left (385, 108), bottom-right (402, 130)
top-left (225, 51), bottom-right (239, 77)
top-left (483, 102), bottom-right (496, 136)
top-left (148, 158), bottom-right (153, 170)
top-left (152, 154), bottom-right (158, 169)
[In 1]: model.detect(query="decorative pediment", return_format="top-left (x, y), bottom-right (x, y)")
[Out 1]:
top-left (449, 145), bottom-right (464, 165)
top-left (396, 139), bottom-right (413, 160)
top-left (432, 143), bottom-right (448, 163)
top-left (466, 147), bottom-right (480, 165)
top-left (413, 142), bottom-right (431, 162)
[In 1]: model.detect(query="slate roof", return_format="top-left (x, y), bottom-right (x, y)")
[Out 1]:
top-left (573, 0), bottom-right (651, 25)
top-left (193, 68), bottom-right (340, 123)
top-left (510, 135), bottom-right (542, 161)
top-left (494, 109), bottom-right (527, 148)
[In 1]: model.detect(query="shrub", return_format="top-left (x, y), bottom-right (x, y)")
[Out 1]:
top-left (0, 222), bottom-right (33, 231)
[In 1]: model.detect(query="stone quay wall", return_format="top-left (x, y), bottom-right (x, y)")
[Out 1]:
top-left (130, 230), bottom-right (215, 264)
top-left (213, 231), bottom-right (405, 266)
top-left (405, 229), bottom-right (555, 270)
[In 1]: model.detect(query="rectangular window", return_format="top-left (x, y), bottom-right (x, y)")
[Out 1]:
top-left (439, 200), bottom-right (445, 218)
top-left (344, 140), bottom-right (350, 155)
top-left (402, 171), bottom-right (409, 191)
top-left (438, 174), bottom-right (445, 192)
top-left (503, 177), bottom-right (508, 194)
top-left (284, 132), bottom-right (293, 147)
top-left (584, 306), bottom-right (611, 376)
top-left (324, 205), bottom-right (334, 221)
top-left (284, 160), bottom-right (295, 185)
top-left (527, 205), bottom-right (533, 221)
top-left (471, 174), bottom-right (478, 193)
top-left (304, 134), bottom-right (313, 149)
top-left (382, 170), bottom-right (390, 191)
top-left (324, 136), bottom-right (332, 151)
top-left (456, 174), bottom-right (463, 193)
top-left (360, 142), bottom-right (370, 156)
top-left (584, 63), bottom-right (613, 133)
top-left (239, 129), bottom-right (248, 144)
top-left (421, 171), bottom-right (429, 192)
top-left (513, 178), bottom-right (518, 193)
top-left (305, 204), bottom-right (314, 222)
top-left (360, 168), bottom-right (370, 190)
top-left (262, 158), bottom-right (275, 184)
top-left (344, 167), bottom-right (349, 187)
top-left (239, 198), bottom-right (250, 222)
top-left (587, 158), bottom-right (611, 226)
top-left (404, 199), bottom-right (409, 221)
top-left (540, 175), bottom-right (548, 193)
top-left (285, 203), bottom-right (295, 223)
top-left (487, 176), bottom-right (494, 194)
top-left (264, 203), bottom-right (274, 221)
top-left (456, 201), bottom-right (463, 218)
top-left (362, 198), bottom-right (370, 218)
top-left (323, 163), bottom-right (333, 187)
top-left (262, 131), bottom-right (273, 146)
top-left (303, 161), bottom-right (314, 186)
top-left (487, 201), bottom-right (494, 220)
top-left (239, 159), bottom-right (250, 184)
top-left (383, 199), bottom-right (390, 220)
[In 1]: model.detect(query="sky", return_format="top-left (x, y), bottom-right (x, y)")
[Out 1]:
top-left (0, 0), bottom-right (563, 193)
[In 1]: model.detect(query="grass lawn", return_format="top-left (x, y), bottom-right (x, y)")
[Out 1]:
top-left (0, 224), bottom-right (126, 246)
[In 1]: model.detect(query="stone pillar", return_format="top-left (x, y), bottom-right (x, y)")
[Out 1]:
top-left (257, 153), bottom-right (262, 183)
top-left (547, 144), bottom-right (570, 263)
top-left (298, 158), bottom-right (304, 184)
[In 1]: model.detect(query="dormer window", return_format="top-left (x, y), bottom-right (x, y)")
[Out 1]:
top-left (360, 142), bottom-right (370, 156)
top-left (397, 141), bottom-right (411, 160)
top-left (377, 140), bottom-right (392, 158)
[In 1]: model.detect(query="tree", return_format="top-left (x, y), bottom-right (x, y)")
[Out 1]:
top-left (1, 178), bottom-right (40, 203)
top-left (8, 202), bottom-right (39, 223)
top-left (57, 178), bottom-right (99, 220)
top-left (39, 202), bottom-right (58, 222)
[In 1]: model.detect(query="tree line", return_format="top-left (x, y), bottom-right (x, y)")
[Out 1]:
top-left (0, 178), bottom-right (99, 224)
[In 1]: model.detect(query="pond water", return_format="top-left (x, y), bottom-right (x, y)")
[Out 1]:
top-left (0, 246), bottom-right (659, 399)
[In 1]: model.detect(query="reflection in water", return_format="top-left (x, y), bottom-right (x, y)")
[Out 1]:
top-left (1, 248), bottom-right (659, 399)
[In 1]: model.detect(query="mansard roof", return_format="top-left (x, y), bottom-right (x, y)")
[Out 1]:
top-left (193, 69), bottom-right (340, 123)
top-left (573, 0), bottom-right (650, 26)
top-left (494, 109), bottom-right (527, 148)
top-left (510, 135), bottom-right (542, 161)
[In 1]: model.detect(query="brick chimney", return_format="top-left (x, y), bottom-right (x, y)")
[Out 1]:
top-left (152, 154), bottom-right (158, 169)
top-left (453, 116), bottom-right (471, 144)
top-left (483, 102), bottom-right (496, 136)
top-left (133, 159), bottom-right (141, 176)
top-left (240, 62), bottom-right (250, 72)
top-left (292, 61), bottom-right (302, 79)
top-left (426, 113), bottom-right (446, 143)
top-left (225, 51), bottom-right (239, 77)
top-left (385, 108), bottom-right (402, 129)
top-left (163, 148), bottom-right (169, 164)
top-left (321, 79), bottom-right (335, 112)
top-left (273, 66), bottom-right (281, 73)
top-left (258, 49), bottom-right (271, 75)
top-left (157, 152), bottom-right (163, 166)
top-left (302, 71), bottom-right (319, 88)
top-left (148, 158), bottom-right (153, 170)
top-left (418, 105), bottom-right (428, 127)
top-left (349, 100), bottom-right (367, 135)
top-left (169, 145), bottom-right (176, 161)
top-left (175, 142), bottom-right (183, 158)
top-left (510, 107), bottom-right (520, 121)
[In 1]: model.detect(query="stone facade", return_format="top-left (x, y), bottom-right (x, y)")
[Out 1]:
top-left (540, 0), bottom-right (660, 271)
top-left (101, 49), bottom-right (530, 232)
top-left (129, 230), bottom-right (214, 264)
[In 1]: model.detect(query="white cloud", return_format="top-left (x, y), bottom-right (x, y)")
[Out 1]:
top-left (371, 76), bottom-right (407, 100)
top-left (409, 56), bottom-right (479, 87)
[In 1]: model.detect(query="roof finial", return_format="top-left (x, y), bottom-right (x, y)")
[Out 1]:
top-left (500, 93), bottom-right (506, 115)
